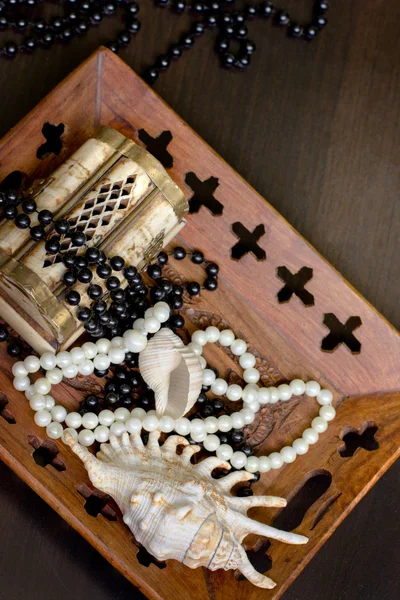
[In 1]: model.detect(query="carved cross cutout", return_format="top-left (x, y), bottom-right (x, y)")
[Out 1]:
top-left (185, 172), bottom-right (223, 216)
top-left (277, 266), bottom-right (314, 306)
top-left (136, 546), bottom-right (167, 569)
top-left (339, 422), bottom-right (379, 457)
top-left (76, 482), bottom-right (118, 520)
top-left (28, 435), bottom-right (66, 471)
top-left (138, 129), bottom-right (173, 169)
top-left (37, 122), bottom-right (65, 159)
top-left (231, 222), bottom-right (266, 261)
top-left (0, 392), bottom-right (16, 424)
top-left (321, 313), bottom-right (362, 353)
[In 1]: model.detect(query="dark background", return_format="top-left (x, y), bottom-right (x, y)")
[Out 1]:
top-left (0, 1), bottom-right (399, 598)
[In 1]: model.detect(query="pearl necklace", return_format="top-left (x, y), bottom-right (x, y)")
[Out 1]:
top-left (12, 307), bottom-right (335, 474)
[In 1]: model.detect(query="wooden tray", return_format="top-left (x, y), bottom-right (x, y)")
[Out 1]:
top-left (0, 47), bottom-right (399, 600)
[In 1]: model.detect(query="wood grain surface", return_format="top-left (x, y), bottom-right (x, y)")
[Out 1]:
top-left (0, 1), bottom-right (399, 599)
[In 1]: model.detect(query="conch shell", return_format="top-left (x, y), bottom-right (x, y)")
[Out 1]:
top-left (66, 431), bottom-right (308, 588)
top-left (139, 328), bottom-right (203, 419)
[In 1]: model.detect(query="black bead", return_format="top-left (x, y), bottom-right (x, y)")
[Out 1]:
top-left (97, 263), bottom-right (112, 279)
top-left (173, 0), bottom-right (186, 12)
top-left (85, 319), bottom-right (98, 332)
top-left (213, 399), bottom-right (224, 412)
top-left (304, 25), bottom-right (318, 40)
top-left (109, 255), bottom-right (125, 271)
top-left (200, 403), bottom-right (215, 417)
top-left (155, 0), bottom-right (169, 6)
top-left (289, 23), bottom-right (303, 37)
top-left (222, 53), bottom-right (235, 68)
top-left (105, 380), bottom-right (118, 393)
top-left (196, 393), bottom-right (207, 405)
top-left (192, 21), bottom-right (205, 36)
top-left (171, 297), bottom-right (183, 309)
top-left (147, 264), bottom-right (162, 280)
top-left (204, 277), bottom-right (218, 291)
top-left (66, 290), bottom-right (81, 306)
top-left (24, 36), bottom-right (37, 51)
top-left (114, 369), bottom-right (128, 382)
top-left (235, 24), bottom-right (248, 38)
top-left (21, 198), bottom-right (36, 214)
top-left (88, 284), bottom-right (103, 299)
top-left (61, 27), bottom-right (73, 41)
top-left (276, 10), bottom-right (290, 26)
top-left (191, 1), bottom-right (204, 13)
top-left (111, 289), bottom-right (126, 303)
top-left (191, 250), bottom-right (204, 264)
top-left (128, 17), bottom-right (141, 33)
top-left (231, 429), bottom-right (245, 444)
top-left (106, 276), bottom-right (120, 290)
top-left (76, 19), bottom-right (88, 35)
top-left (251, 471), bottom-right (261, 482)
top-left (5, 42), bottom-right (18, 57)
top-left (129, 373), bottom-right (142, 388)
top-left (245, 3), bottom-right (257, 19)
top-left (159, 278), bottom-right (173, 294)
top-left (3, 205), bottom-right (17, 220)
top-left (0, 325), bottom-right (8, 342)
top-left (259, 1), bottom-right (274, 18)
top-left (243, 39), bottom-right (256, 55)
top-left (187, 281), bottom-right (201, 296)
top-left (45, 237), bottom-right (60, 253)
top-left (150, 287), bottom-right (165, 302)
top-left (157, 54), bottom-right (170, 70)
top-left (51, 17), bottom-right (63, 30)
top-left (173, 246), bottom-right (186, 260)
top-left (15, 213), bottom-right (31, 229)
top-left (62, 252), bottom-right (77, 268)
top-left (106, 392), bottom-right (119, 406)
top-left (236, 55), bottom-right (251, 69)
top-left (157, 251), bottom-right (168, 265)
top-left (125, 352), bottom-right (138, 368)
top-left (71, 230), bottom-right (86, 247)
top-left (315, 16), bottom-right (327, 28)
top-left (86, 246), bottom-right (101, 264)
top-left (75, 255), bottom-right (88, 269)
top-left (104, 2), bottom-right (117, 14)
top-left (90, 12), bottom-right (103, 24)
top-left (0, 16), bottom-right (8, 29)
top-left (127, 2), bottom-right (139, 15)
top-left (124, 265), bottom-right (138, 279)
top-left (94, 367), bottom-right (109, 378)
top-left (41, 32), bottom-right (54, 46)
top-left (169, 44), bottom-right (182, 59)
top-left (143, 67), bottom-right (159, 84)
top-left (77, 267), bottom-right (93, 284)
top-left (54, 219), bottom-right (70, 234)
top-left (206, 262), bottom-right (219, 276)
top-left (30, 225), bottom-right (46, 241)
top-left (93, 300), bottom-right (107, 314)
top-left (85, 395), bottom-right (99, 409)
top-left (7, 342), bottom-right (22, 357)
top-left (218, 433), bottom-right (230, 445)
top-left (237, 486), bottom-right (253, 497)
top-left (216, 37), bottom-right (229, 54)
top-left (77, 306), bottom-right (91, 321)
top-left (118, 30), bottom-right (131, 45)
top-left (120, 396), bottom-right (133, 408)
top-left (241, 443), bottom-right (253, 456)
top-left (99, 311), bottom-right (111, 324)
top-left (169, 314), bottom-right (184, 329)
top-left (119, 382), bottom-right (132, 396)
top-left (181, 34), bottom-right (195, 48)
top-left (316, 1), bottom-right (328, 11)
top-left (6, 190), bottom-right (18, 204)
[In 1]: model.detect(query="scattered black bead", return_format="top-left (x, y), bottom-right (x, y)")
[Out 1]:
top-left (97, 263), bottom-right (112, 279)
top-left (241, 443), bottom-right (253, 456)
top-left (147, 263), bottom-right (162, 279)
top-left (38, 209), bottom-right (53, 225)
top-left (231, 429), bottom-right (245, 444)
top-left (289, 23), bottom-right (303, 38)
top-left (3, 205), bottom-right (17, 220)
top-left (54, 219), bottom-right (70, 234)
top-left (45, 237), bottom-right (60, 253)
top-left (237, 486), bottom-right (253, 497)
top-left (124, 265), bottom-right (138, 279)
top-left (157, 251), bottom-right (168, 265)
top-left (7, 341), bottom-right (22, 357)
top-left (218, 433), bottom-right (230, 445)
top-left (0, 325), bottom-right (9, 342)
top-left (86, 247), bottom-right (101, 263)
top-left (77, 306), bottom-right (91, 321)
top-left (30, 225), bottom-right (46, 241)
top-left (5, 42), bottom-right (18, 57)
top-left (213, 399), bottom-right (224, 413)
top-left (88, 284), bottom-right (103, 299)
top-left (77, 267), bottom-right (93, 284)
top-left (62, 252), bottom-right (77, 269)
top-left (21, 198), bottom-right (36, 214)
top-left (94, 367), bottom-right (109, 378)
top-left (169, 314), bottom-right (184, 329)
top-left (15, 213), bottom-right (31, 229)
top-left (200, 402), bottom-right (215, 417)
top-left (127, 18), bottom-right (141, 33)
top-left (109, 255), bottom-right (125, 271)
top-left (106, 392), bottom-right (119, 406)
top-left (204, 277), bottom-right (218, 291)
top-left (106, 275), bottom-right (120, 290)
top-left (85, 395), bottom-right (99, 409)
top-left (71, 230), bottom-right (86, 246)
top-left (304, 25), bottom-right (318, 40)
top-left (66, 290), bottom-right (81, 306)
top-left (259, 1), bottom-right (274, 19)
top-left (187, 281), bottom-right (201, 295)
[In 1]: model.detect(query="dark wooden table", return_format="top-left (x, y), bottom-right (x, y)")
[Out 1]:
top-left (0, 1), bottom-right (399, 599)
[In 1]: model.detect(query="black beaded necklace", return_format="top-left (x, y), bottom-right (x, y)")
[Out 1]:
top-left (0, 0), bottom-right (329, 80)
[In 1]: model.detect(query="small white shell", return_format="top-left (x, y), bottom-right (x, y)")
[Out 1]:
top-left (138, 328), bottom-right (203, 419)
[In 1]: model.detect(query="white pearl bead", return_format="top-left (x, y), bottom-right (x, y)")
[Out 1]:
top-left (25, 385), bottom-right (36, 401)
top-left (12, 361), bottom-right (28, 377)
top-left (218, 329), bottom-right (235, 346)
top-left (34, 377), bottom-right (51, 395)
top-left (82, 412), bottom-right (99, 429)
top-left (153, 304), bottom-right (170, 323)
top-left (242, 384), bottom-right (258, 403)
top-left (258, 456), bottom-right (272, 473)
top-left (110, 421), bottom-right (126, 437)
top-left (78, 429), bottom-right (95, 446)
top-left (46, 422), bottom-right (63, 439)
top-left (230, 338), bottom-right (247, 356)
top-left (245, 456), bottom-right (260, 473)
top-left (203, 434), bottom-right (220, 452)
top-left (144, 307), bottom-right (154, 319)
top-left (159, 415), bottom-right (175, 433)
top-left (96, 338), bottom-right (112, 354)
top-left (204, 416), bottom-right (219, 434)
top-left (218, 415), bottom-right (232, 432)
top-left (257, 388), bottom-right (270, 405)
top-left (303, 428), bottom-right (319, 444)
top-left (199, 356), bottom-right (207, 369)
top-left (70, 347), bottom-right (86, 364)
top-left (133, 318), bottom-right (145, 331)
top-left (290, 379), bottom-right (306, 396)
top-left (114, 407), bottom-right (131, 422)
top-left (34, 410), bottom-right (52, 427)
top-left (24, 355), bottom-right (41, 373)
top-left (191, 430), bottom-right (206, 442)
top-left (211, 378), bottom-right (228, 396)
top-left (62, 363), bottom-right (79, 379)
top-left (13, 376), bottom-right (31, 391)
top-left (51, 405), bottom-right (67, 423)
top-left (280, 446), bottom-right (297, 463)
top-left (239, 352), bottom-right (256, 369)
top-left (123, 329), bottom-right (147, 352)
top-left (241, 407), bottom-right (255, 424)
top-left (312, 416), bottom-right (328, 433)
top-left (319, 404), bottom-right (336, 421)
top-left (292, 438), bottom-right (309, 455)
top-left (78, 360), bottom-right (95, 376)
top-left (226, 384), bottom-right (242, 401)
top-left (268, 387), bottom-right (280, 404)
top-left (216, 444), bottom-right (233, 461)
top-left (111, 336), bottom-right (125, 349)
top-left (130, 407), bottom-right (146, 420)
top-left (317, 389), bottom-right (333, 405)
top-left (269, 452), bottom-right (284, 469)
top-left (144, 316), bottom-right (161, 333)
top-left (191, 330), bottom-right (208, 346)
top-left (247, 399), bottom-right (260, 413)
top-left (82, 342), bottom-right (98, 359)
top-left (230, 451), bottom-right (247, 469)
top-left (205, 326), bottom-right (220, 343)
top-left (56, 351), bottom-right (72, 369)
top-left (125, 417), bottom-right (142, 434)
top-left (231, 412), bottom-right (245, 429)
top-left (65, 412), bottom-right (82, 429)
top-left (243, 367), bottom-right (260, 384)
top-left (46, 368), bottom-right (63, 384)
top-left (108, 348), bottom-right (125, 365)
top-left (174, 417), bottom-right (191, 436)
top-left (142, 414), bottom-right (159, 432)
top-left (45, 395), bottom-right (55, 410)
top-left (62, 428), bottom-right (78, 443)
top-left (99, 409), bottom-right (115, 426)
top-left (190, 418), bottom-right (205, 436)
top-left (29, 394), bottom-right (46, 411)
top-left (187, 342), bottom-right (202, 356)
top-left (305, 380), bottom-right (321, 397)
top-left (202, 369), bottom-right (216, 386)
top-left (278, 383), bottom-right (292, 401)
top-left (153, 301), bottom-right (169, 311)
top-left (94, 425), bottom-right (110, 443)
top-left (93, 353), bottom-right (111, 371)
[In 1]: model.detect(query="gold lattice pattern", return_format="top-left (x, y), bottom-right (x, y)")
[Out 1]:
top-left (43, 175), bottom-right (136, 267)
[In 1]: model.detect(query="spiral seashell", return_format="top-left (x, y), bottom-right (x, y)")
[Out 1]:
top-left (138, 328), bottom-right (203, 419)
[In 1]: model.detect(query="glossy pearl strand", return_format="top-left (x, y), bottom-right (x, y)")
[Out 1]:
top-left (12, 317), bottom-right (336, 473)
